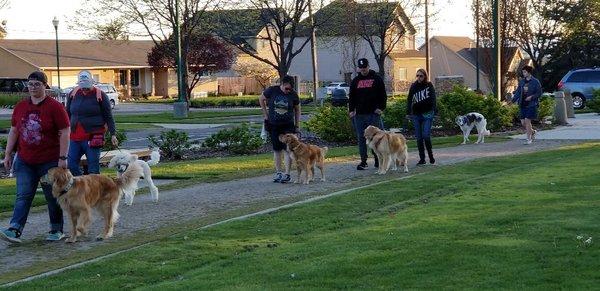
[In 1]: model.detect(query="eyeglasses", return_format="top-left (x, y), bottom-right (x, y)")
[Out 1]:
top-left (283, 87), bottom-right (292, 92)
top-left (27, 82), bottom-right (44, 88)
top-left (416, 75), bottom-right (424, 78)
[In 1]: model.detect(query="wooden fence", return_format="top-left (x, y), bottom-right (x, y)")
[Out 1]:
top-left (217, 77), bottom-right (264, 95)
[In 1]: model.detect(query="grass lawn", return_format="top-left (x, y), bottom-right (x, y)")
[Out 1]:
top-left (9, 142), bottom-right (600, 289)
top-left (0, 135), bottom-right (508, 214)
top-left (113, 109), bottom-right (264, 124)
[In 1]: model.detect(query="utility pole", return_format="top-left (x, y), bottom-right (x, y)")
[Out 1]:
top-left (424, 0), bottom-right (430, 78)
top-left (309, 0), bottom-right (319, 103)
top-left (492, 0), bottom-right (501, 100)
top-left (475, 0), bottom-right (480, 91)
top-left (173, 0), bottom-right (188, 118)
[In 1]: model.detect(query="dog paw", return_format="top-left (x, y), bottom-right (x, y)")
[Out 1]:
top-left (321, 178), bottom-right (326, 182)
top-left (95, 235), bottom-right (104, 241)
top-left (404, 168), bottom-right (409, 173)
top-left (66, 238), bottom-right (76, 243)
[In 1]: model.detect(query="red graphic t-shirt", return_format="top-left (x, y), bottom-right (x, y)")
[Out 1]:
top-left (11, 97), bottom-right (70, 164)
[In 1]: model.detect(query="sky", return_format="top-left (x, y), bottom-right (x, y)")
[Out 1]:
top-left (0, 0), bottom-right (475, 40)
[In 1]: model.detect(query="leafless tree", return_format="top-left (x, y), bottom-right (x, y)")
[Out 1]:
top-left (512, 0), bottom-right (562, 81)
top-left (0, 0), bottom-right (9, 10)
top-left (211, 0), bottom-right (331, 79)
top-left (472, 0), bottom-right (520, 98)
top-left (70, 0), bottom-right (219, 101)
top-left (352, 0), bottom-right (422, 80)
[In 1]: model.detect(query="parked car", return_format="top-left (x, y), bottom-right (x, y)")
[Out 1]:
top-left (325, 82), bottom-right (350, 96)
top-left (61, 83), bottom-right (119, 109)
top-left (0, 78), bottom-right (28, 93)
top-left (331, 88), bottom-right (348, 107)
top-left (558, 68), bottom-right (600, 109)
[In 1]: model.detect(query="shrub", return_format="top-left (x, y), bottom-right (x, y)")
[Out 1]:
top-left (202, 123), bottom-right (264, 154)
top-left (436, 86), bottom-right (512, 131)
top-left (588, 90), bottom-right (600, 114)
top-left (102, 129), bottom-right (127, 151)
top-left (190, 95), bottom-right (312, 108)
top-left (0, 136), bottom-right (7, 160)
top-left (148, 129), bottom-right (191, 160)
top-left (383, 98), bottom-right (412, 130)
top-left (0, 94), bottom-right (26, 107)
top-left (305, 105), bottom-right (355, 143)
top-left (538, 95), bottom-right (555, 120)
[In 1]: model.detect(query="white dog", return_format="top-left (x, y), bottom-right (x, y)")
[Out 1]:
top-left (108, 150), bottom-right (160, 205)
top-left (455, 112), bottom-right (491, 144)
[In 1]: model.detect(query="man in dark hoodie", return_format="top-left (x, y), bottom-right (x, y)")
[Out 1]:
top-left (349, 58), bottom-right (387, 170)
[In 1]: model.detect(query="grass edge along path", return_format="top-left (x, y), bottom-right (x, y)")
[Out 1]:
top-left (0, 136), bottom-right (508, 215)
top-left (4, 142), bottom-right (600, 289)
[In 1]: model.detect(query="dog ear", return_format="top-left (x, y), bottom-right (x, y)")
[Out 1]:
top-left (130, 154), bottom-right (139, 162)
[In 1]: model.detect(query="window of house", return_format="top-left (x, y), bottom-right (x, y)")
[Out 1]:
top-left (93, 74), bottom-right (100, 82)
top-left (398, 68), bottom-right (407, 80)
top-left (130, 70), bottom-right (140, 87)
top-left (119, 70), bottom-right (126, 86)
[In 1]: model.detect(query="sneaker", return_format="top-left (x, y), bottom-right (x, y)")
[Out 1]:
top-left (524, 139), bottom-right (532, 145)
top-left (273, 172), bottom-right (283, 183)
top-left (279, 174), bottom-right (291, 184)
top-left (1, 228), bottom-right (22, 244)
top-left (46, 230), bottom-right (66, 242)
top-left (416, 160), bottom-right (427, 166)
top-left (430, 158), bottom-right (436, 165)
top-left (356, 162), bottom-right (368, 170)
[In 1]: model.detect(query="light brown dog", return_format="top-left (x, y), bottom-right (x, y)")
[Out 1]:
top-left (279, 133), bottom-right (328, 184)
top-left (43, 163), bottom-right (142, 243)
top-left (364, 125), bottom-right (409, 174)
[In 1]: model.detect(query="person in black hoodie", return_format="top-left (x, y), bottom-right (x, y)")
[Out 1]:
top-left (406, 68), bottom-right (436, 165)
top-left (349, 58), bottom-right (387, 170)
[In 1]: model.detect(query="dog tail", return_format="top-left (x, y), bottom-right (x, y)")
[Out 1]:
top-left (320, 146), bottom-right (329, 157)
top-left (146, 150), bottom-right (161, 166)
top-left (485, 129), bottom-right (491, 136)
top-left (116, 162), bottom-right (143, 190)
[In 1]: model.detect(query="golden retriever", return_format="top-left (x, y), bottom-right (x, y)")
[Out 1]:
top-left (279, 133), bottom-right (328, 184)
top-left (42, 163), bottom-right (142, 243)
top-left (364, 125), bottom-right (409, 174)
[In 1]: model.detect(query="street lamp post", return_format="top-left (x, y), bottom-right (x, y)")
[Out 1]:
top-left (52, 16), bottom-right (61, 90)
top-left (173, 0), bottom-right (188, 118)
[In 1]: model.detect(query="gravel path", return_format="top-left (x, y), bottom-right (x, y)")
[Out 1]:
top-left (0, 139), bottom-right (577, 277)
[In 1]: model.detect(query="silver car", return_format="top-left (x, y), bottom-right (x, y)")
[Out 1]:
top-left (60, 83), bottom-right (119, 109)
top-left (558, 68), bottom-right (600, 109)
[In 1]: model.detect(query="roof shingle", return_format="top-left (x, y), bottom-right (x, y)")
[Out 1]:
top-left (0, 39), bottom-right (154, 68)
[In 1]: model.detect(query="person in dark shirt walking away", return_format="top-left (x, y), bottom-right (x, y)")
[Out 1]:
top-left (509, 65), bottom-right (542, 145)
top-left (406, 68), bottom-right (437, 165)
top-left (349, 58), bottom-right (387, 170)
top-left (259, 75), bottom-right (301, 183)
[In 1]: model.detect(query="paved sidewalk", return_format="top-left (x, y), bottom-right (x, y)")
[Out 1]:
top-left (0, 139), bottom-right (576, 277)
top-left (512, 113), bottom-right (600, 140)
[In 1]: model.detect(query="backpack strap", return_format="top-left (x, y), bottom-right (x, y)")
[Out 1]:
top-left (70, 86), bottom-right (103, 103)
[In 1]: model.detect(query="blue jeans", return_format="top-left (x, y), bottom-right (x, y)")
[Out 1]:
top-left (411, 114), bottom-right (434, 161)
top-left (353, 114), bottom-right (384, 163)
top-left (411, 114), bottom-right (433, 141)
top-left (68, 140), bottom-right (101, 176)
top-left (9, 156), bottom-right (63, 233)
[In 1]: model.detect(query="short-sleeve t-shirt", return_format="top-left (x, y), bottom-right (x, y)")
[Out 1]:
top-left (11, 97), bottom-right (70, 164)
top-left (263, 85), bottom-right (300, 125)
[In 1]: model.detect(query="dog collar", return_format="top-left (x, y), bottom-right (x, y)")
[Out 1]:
top-left (60, 178), bottom-right (75, 196)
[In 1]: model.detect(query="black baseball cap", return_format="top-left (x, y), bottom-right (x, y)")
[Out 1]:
top-left (28, 71), bottom-right (48, 84)
top-left (357, 58), bottom-right (369, 68)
